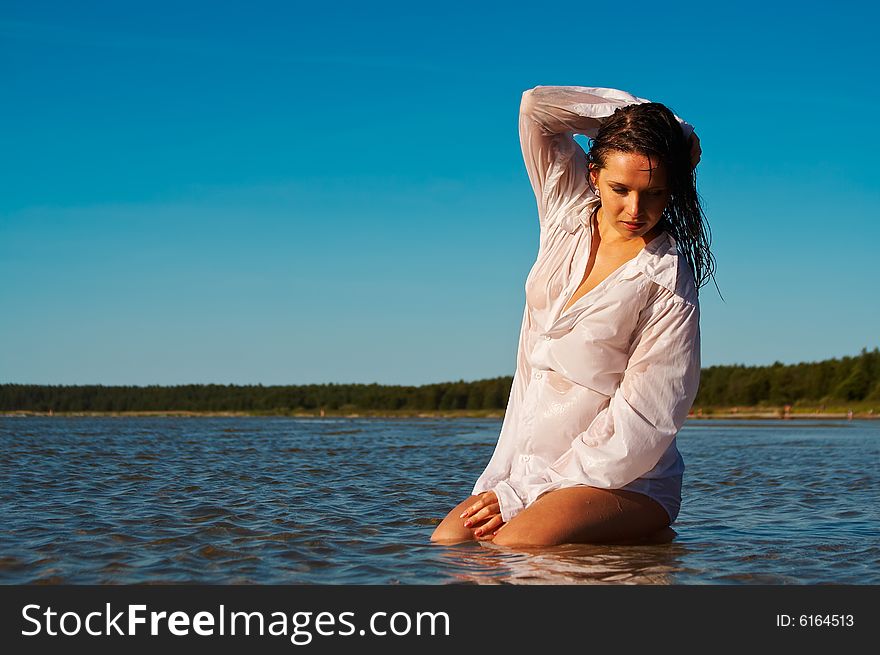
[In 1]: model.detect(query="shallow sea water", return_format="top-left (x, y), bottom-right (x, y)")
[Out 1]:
top-left (0, 417), bottom-right (877, 584)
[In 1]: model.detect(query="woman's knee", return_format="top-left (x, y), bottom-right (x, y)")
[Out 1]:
top-left (430, 495), bottom-right (481, 544)
top-left (430, 522), bottom-right (472, 543)
top-left (491, 512), bottom-right (572, 547)
top-left (491, 523), bottom-right (556, 547)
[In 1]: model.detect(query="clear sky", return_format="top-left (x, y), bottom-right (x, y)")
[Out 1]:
top-left (1, 0), bottom-right (877, 386)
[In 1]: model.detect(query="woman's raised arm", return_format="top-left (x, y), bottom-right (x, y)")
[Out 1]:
top-left (519, 85), bottom-right (695, 232)
top-left (520, 86), bottom-right (645, 231)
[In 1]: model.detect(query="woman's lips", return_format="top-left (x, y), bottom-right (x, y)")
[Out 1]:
top-left (621, 221), bottom-right (644, 231)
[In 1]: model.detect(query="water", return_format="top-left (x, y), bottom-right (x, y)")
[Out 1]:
top-left (1, 417), bottom-right (877, 584)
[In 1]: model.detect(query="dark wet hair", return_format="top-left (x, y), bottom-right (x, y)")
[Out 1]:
top-left (586, 102), bottom-right (718, 295)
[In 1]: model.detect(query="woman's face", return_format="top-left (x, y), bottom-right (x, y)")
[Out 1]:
top-left (590, 150), bottom-right (670, 241)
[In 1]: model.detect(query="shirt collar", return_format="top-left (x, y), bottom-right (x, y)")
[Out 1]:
top-left (637, 230), bottom-right (680, 297)
top-left (559, 201), bottom-right (683, 298)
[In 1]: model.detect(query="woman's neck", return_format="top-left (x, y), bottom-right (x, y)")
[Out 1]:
top-left (594, 207), bottom-right (662, 251)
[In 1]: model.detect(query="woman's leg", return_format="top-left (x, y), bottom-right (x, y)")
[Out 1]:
top-left (492, 486), bottom-right (670, 547)
top-left (430, 495), bottom-right (493, 544)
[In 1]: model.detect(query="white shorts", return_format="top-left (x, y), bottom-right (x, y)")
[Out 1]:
top-left (620, 474), bottom-right (682, 524)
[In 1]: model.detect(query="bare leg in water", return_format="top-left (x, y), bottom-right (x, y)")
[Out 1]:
top-left (430, 486), bottom-right (671, 547)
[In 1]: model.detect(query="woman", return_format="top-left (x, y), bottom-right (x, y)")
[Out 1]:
top-left (431, 85), bottom-right (712, 547)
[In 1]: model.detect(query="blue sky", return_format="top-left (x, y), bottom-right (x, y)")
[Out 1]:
top-left (1, 0), bottom-right (877, 386)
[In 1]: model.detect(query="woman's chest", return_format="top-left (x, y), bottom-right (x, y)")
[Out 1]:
top-left (562, 247), bottom-right (644, 314)
top-left (529, 280), bottom-right (645, 386)
top-left (525, 231), bottom-right (643, 325)
top-left (524, 232), bottom-right (586, 317)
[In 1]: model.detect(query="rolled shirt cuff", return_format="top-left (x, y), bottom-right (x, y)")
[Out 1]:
top-left (492, 480), bottom-right (526, 523)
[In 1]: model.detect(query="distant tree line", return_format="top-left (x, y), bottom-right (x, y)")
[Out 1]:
top-left (2, 348), bottom-right (878, 413)
top-left (0, 378), bottom-right (511, 413)
top-left (695, 347), bottom-right (880, 406)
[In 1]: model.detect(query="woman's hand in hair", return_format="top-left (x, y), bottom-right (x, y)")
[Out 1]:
top-left (459, 490), bottom-right (505, 541)
top-left (689, 132), bottom-right (702, 169)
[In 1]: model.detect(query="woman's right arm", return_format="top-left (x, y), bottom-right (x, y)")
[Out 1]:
top-left (520, 86), bottom-right (647, 231)
top-left (519, 86), bottom-right (695, 231)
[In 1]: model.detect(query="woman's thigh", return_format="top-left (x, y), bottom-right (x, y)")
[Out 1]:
top-left (492, 486), bottom-right (670, 547)
top-left (430, 495), bottom-right (491, 544)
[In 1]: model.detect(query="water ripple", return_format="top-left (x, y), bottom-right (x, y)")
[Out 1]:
top-left (0, 416), bottom-right (878, 584)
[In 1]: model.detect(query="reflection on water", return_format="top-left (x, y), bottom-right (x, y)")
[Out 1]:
top-left (432, 537), bottom-right (688, 585)
top-left (0, 417), bottom-right (878, 584)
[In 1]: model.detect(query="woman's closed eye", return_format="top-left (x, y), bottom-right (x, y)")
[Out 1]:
top-left (612, 187), bottom-right (665, 197)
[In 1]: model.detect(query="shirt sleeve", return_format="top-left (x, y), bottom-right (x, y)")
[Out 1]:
top-left (491, 293), bottom-right (701, 523)
top-left (519, 85), bottom-right (695, 233)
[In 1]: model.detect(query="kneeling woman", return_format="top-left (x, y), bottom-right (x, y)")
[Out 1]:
top-left (431, 84), bottom-right (713, 547)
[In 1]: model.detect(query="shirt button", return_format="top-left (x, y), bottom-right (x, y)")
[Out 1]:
top-left (522, 454), bottom-right (531, 462)
top-left (535, 372), bottom-right (542, 379)
top-left (543, 334), bottom-right (551, 341)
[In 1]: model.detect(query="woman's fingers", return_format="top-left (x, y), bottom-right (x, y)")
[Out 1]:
top-left (463, 502), bottom-right (500, 527)
top-left (459, 491), bottom-right (497, 521)
top-left (473, 515), bottom-right (504, 539)
top-left (459, 501), bottom-right (482, 520)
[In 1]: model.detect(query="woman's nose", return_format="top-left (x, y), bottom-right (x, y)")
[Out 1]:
top-left (627, 195), bottom-right (640, 217)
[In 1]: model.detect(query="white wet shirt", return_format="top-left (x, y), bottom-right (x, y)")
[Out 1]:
top-left (471, 85), bottom-right (701, 524)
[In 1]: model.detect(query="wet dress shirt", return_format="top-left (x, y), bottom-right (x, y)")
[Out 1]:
top-left (471, 85), bottom-right (701, 525)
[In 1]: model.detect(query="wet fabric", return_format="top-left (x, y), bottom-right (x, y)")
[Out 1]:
top-left (472, 86), bottom-right (700, 524)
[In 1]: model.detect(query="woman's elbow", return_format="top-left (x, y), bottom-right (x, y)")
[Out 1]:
top-left (520, 88), bottom-right (537, 116)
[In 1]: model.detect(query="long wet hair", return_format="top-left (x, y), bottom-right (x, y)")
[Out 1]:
top-left (586, 102), bottom-right (718, 295)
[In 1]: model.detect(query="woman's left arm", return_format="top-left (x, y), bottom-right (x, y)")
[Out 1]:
top-left (491, 294), bottom-right (701, 523)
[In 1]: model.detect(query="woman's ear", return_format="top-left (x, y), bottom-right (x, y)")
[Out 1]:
top-left (588, 165), bottom-right (600, 190)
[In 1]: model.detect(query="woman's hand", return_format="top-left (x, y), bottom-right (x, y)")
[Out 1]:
top-left (460, 490), bottom-right (505, 540)
top-left (689, 132), bottom-right (701, 169)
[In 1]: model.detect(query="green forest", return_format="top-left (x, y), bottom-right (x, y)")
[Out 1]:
top-left (2, 348), bottom-right (878, 414)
